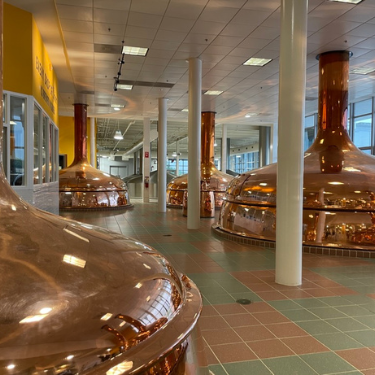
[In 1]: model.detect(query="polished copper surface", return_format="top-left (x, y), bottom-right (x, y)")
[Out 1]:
top-left (59, 103), bottom-right (131, 210)
top-left (0, 6), bottom-right (205, 373)
top-left (216, 50), bottom-right (375, 250)
top-left (166, 112), bottom-right (233, 212)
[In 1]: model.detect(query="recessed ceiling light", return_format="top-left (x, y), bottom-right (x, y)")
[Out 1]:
top-left (243, 57), bottom-right (272, 66)
top-left (117, 84), bottom-right (133, 90)
top-left (350, 67), bottom-right (375, 75)
top-left (328, 0), bottom-right (363, 4)
top-left (122, 46), bottom-right (148, 56)
top-left (204, 90), bottom-right (223, 95)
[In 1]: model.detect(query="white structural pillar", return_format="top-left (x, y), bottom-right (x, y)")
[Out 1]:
top-left (187, 58), bottom-right (202, 229)
top-left (143, 117), bottom-right (151, 203)
top-left (158, 98), bottom-right (168, 212)
top-left (176, 141), bottom-right (180, 176)
top-left (221, 124), bottom-right (227, 172)
top-left (90, 117), bottom-right (96, 167)
top-left (275, 0), bottom-right (308, 286)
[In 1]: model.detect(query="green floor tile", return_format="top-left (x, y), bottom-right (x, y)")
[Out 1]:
top-left (206, 293), bottom-right (236, 304)
top-left (294, 298), bottom-right (328, 309)
top-left (355, 315), bottom-right (375, 328)
top-left (230, 292), bottom-right (262, 302)
top-left (208, 365), bottom-right (227, 375)
top-left (297, 320), bottom-right (340, 335)
top-left (342, 294), bottom-right (375, 305)
top-left (318, 296), bottom-right (354, 307)
top-left (347, 329), bottom-right (375, 346)
top-left (325, 317), bottom-right (369, 332)
top-left (308, 307), bottom-right (346, 319)
top-left (313, 332), bottom-right (364, 350)
top-left (268, 300), bottom-right (302, 311)
top-left (300, 352), bottom-right (356, 374)
top-left (223, 360), bottom-right (272, 375)
top-left (336, 305), bottom-right (374, 316)
top-left (281, 309), bottom-right (321, 322)
top-left (263, 356), bottom-right (317, 375)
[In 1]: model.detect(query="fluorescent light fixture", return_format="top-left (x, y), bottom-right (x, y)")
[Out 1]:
top-left (66, 355), bottom-right (74, 360)
top-left (260, 183), bottom-right (268, 186)
top-left (135, 282), bottom-right (143, 289)
top-left (182, 108), bottom-right (189, 112)
top-left (63, 228), bottom-right (89, 243)
top-left (328, 181), bottom-right (344, 185)
top-left (328, 0), bottom-right (363, 4)
top-left (350, 67), bottom-right (375, 75)
top-left (63, 254), bottom-right (86, 268)
top-left (114, 130), bottom-right (123, 140)
top-left (243, 57), bottom-right (272, 66)
top-left (7, 365), bottom-right (15, 370)
top-left (113, 107), bottom-right (120, 111)
top-left (101, 313), bottom-right (113, 321)
top-left (20, 314), bottom-right (48, 324)
top-left (204, 90), bottom-right (223, 96)
top-left (117, 84), bottom-right (133, 90)
top-left (122, 45), bottom-right (148, 56)
top-left (111, 104), bottom-right (124, 108)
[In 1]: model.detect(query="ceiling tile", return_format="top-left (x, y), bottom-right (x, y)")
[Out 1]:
top-left (199, 5), bottom-right (240, 23)
top-left (94, 22), bottom-right (124, 36)
top-left (128, 12), bottom-right (163, 28)
top-left (231, 9), bottom-right (271, 25)
top-left (125, 26), bottom-right (158, 39)
top-left (155, 29), bottom-right (187, 43)
top-left (165, 2), bottom-right (206, 19)
top-left (57, 4), bottom-right (93, 21)
top-left (60, 19), bottom-right (93, 33)
top-left (190, 20), bottom-right (226, 35)
top-left (159, 17), bottom-right (196, 33)
top-left (94, 8), bottom-right (129, 24)
top-left (94, 0), bottom-right (131, 11)
top-left (130, 0), bottom-right (169, 15)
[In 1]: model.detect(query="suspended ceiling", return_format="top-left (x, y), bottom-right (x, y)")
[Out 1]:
top-left (5, 0), bottom-right (375, 156)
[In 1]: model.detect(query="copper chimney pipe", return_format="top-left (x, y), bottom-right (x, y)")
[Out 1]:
top-left (215, 50), bottom-right (375, 250)
top-left (166, 111), bottom-right (233, 210)
top-left (59, 103), bottom-right (132, 209)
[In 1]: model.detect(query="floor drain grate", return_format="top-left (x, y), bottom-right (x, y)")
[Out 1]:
top-left (236, 298), bottom-right (252, 305)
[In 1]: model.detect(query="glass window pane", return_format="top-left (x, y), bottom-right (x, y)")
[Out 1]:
top-left (34, 105), bottom-right (41, 184)
top-left (304, 115), bottom-right (314, 128)
top-left (304, 127), bottom-right (315, 151)
top-left (49, 122), bottom-right (53, 182)
top-left (353, 115), bottom-right (372, 148)
top-left (3, 126), bottom-right (7, 177)
top-left (43, 115), bottom-right (48, 182)
top-left (2, 94), bottom-right (5, 123)
top-left (354, 99), bottom-right (372, 117)
top-left (10, 96), bottom-right (25, 186)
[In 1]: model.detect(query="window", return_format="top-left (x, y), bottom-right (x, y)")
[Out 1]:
top-left (10, 96), bottom-right (26, 186)
top-left (33, 105), bottom-right (41, 184)
top-left (304, 115), bottom-right (315, 151)
top-left (230, 152), bottom-right (259, 174)
top-left (352, 99), bottom-right (372, 151)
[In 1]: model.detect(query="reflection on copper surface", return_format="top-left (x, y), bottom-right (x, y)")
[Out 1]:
top-left (59, 103), bottom-right (132, 210)
top-left (216, 50), bottom-right (375, 250)
top-left (166, 112), bottom-right (233, 214)
top-left (0, 13), bottom-right (205, 371)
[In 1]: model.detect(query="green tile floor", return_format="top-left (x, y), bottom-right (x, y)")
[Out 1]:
top-left (61, 200), bottom-right (375, 375)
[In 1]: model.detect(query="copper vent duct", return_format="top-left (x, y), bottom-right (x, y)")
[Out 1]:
top-left (59, 103), bottom-right (131, 209)
top-left (215, 50), bottom-right (375, 250)
top-left (166, 111), bottom-right (234, 210)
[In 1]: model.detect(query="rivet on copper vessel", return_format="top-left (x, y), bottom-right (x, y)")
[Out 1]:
top-left (59, 103), bottom-right (132, 210)
top-left (215, 50), bottom-right (375, 250)
top-left (166, 111), bottom-right (234, 216)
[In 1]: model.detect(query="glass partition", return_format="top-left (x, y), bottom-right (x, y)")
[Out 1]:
top-left (33, 105), bottom-right (41, 184)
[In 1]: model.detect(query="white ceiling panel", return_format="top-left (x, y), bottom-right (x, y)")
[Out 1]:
top-left (11, 0), bottom-right (375, 155)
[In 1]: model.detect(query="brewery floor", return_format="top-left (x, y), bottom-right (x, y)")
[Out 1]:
top-left (60, 200), bottom-right (375, 375)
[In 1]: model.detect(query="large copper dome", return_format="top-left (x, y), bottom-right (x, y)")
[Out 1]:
top-left (215, 51), bottom-right (375, 250)
top-left (59, 104), bottom-right (131, 210)
top-left (166, 112), bottom-right (233, 210)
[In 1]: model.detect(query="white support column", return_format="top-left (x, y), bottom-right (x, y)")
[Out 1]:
top-left (176, 141), bottom-right (180, 176)
top-left (143, 117), bottom-right (150, 203)
top-left (221, 123), bottom-right (227, 172)
top-left (90, 117), bottom-right (96, 167)
top-left (158, 98), bottom-right (168, 212)
top-left (275, 0), bottom-right (308, 286)
top-left (187, 58), bottom-right (202, 230)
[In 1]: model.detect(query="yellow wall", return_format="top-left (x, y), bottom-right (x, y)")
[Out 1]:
top-left (3, 3), bottom-right (58, 124)
top-left (59, 116), bottom-right (96, 166)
